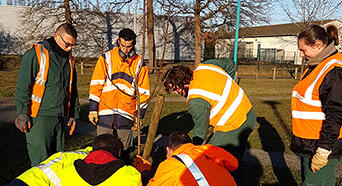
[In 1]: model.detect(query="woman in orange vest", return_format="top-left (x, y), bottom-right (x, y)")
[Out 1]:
top-left (291, 24), bottom-right (342, 185)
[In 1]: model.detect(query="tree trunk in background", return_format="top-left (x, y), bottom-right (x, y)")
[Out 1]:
top-left (194, 0), bottom-right (201, 67)
top-left (64, 0), bottom-right (71, 24)
top-left (147, 0), bottom-right (155, 73)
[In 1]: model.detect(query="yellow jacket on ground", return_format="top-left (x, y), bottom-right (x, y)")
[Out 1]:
top-left (17, 147), bottom-right (92, 186)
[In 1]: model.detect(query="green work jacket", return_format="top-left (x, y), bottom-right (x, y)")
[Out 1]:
top-left (15, 39), bottom-right (80, 119)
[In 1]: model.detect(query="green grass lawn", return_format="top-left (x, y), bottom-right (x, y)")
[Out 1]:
top-left (1, 67), bottom-right (334, 185)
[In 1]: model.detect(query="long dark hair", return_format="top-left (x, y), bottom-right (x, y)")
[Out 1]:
top-left (298, 24), bottom-right (339, 46)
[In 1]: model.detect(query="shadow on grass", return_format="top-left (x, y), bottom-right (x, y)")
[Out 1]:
top-left (142, 111), bottom-right (194, 136)
top-left (0, 120), bottom-right (94, 186)
top-left (257, 116), bottom-right (297, 186)
top-left (0, 121), bottom-right (30, 185)
top-left (79, 103), bottom-right (90, 121)
top-left (141, 111), bottom-right (194, 179)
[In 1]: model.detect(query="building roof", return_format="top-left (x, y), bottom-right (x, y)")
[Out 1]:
top-left (220, 20), bottom-right (339, 38)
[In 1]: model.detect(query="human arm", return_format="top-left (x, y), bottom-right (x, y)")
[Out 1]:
top-left (14, 47), bottom-right (39, 116)
top-left (14, 48), bottom-right (38, 132)
top-left (136, 62), bottom-right (150, 119)
top-left (88, 55), bottom-right (107, 125)
top-left (69, 66), bottom-right (80, 120)
top-left (147, 159), bottom-right (183, 186)
top-left (318, 67), bottom-right (342, 150)
top-left (188, 98), bottom-right (211, 145)
top-left (311, 67), bottom-right (342, 172)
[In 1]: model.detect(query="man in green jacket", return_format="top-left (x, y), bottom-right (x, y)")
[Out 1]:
top-left (14, 23), bottom-right (80, 166)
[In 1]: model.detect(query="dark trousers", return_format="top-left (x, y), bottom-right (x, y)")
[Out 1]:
top-left (26, 115), bottom-right (64, 166)
top-left (301, 156), bottom-right (339, 186)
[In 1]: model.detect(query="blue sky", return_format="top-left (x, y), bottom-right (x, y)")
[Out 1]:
top-left (1, 0), bottom-right (341, 26)
top-left (267, 0), bottom-right (342, 25)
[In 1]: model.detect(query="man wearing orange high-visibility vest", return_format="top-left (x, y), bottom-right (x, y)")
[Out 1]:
top-left (14, 23), bottom-right (80, 167)
top-left (162, 59), bottom-right (255, 185)
top-left (133, 131), bottom-right (238, 186)
top-left (88, 28), bottom-right (150, 152)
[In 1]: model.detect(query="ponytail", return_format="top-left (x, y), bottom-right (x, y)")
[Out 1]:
top-left (298, 24), bottom-right (339, 46)
top-left (326, 25), bottom-right (339, 46)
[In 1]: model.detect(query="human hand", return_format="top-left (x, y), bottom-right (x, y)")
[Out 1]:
top-left (67, 118), bottom-right (76, 135)
top-left (88, 111), bottom-right (98, 126)
top-left (15, 113), bottom-right (31, 133)
top-left (132, 155), bottom-right (151, 173)
top-left (311, 147), bottom-right (330, 173)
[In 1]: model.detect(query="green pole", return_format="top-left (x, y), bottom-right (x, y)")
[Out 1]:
top-left (233, 0), bottom-right (241, 80)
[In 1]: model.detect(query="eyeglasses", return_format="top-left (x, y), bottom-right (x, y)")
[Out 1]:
top-left (59, 34), bottom-right (76, 48)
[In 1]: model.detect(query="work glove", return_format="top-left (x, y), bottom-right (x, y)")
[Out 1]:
top-left (88, 111), bottom-right (98, 126)
top-left (132, 155), bottom-right (152, 173)
top-left (67, 118), bottom-right (76, 135)
top-left (311, 147), bottom-right (331, 173)
top-left (15, 113), bottom-right (31, 133)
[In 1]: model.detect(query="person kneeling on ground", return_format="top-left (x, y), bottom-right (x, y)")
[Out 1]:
top-left (8, 134), bottom-right (142, 186)
top-left (133, 131), bottom-right (238, 186)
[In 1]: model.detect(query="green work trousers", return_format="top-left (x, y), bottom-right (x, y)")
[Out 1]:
top-left (301, 157), bottom-right (339, 186)
top-left (26, 115), bottom-right (65, 166)
top-left (208, 108), bottom-right (255, 186)
top-left (208, 108), bottom-right (256, 160)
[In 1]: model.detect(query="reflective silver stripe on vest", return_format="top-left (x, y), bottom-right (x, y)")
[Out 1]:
top-left (36, 44), bottom-right (47, 85)
top-left (293, 59), bottom-right (342, 107)
top-left (36, 152), bottom-right (63, 186)
top-left (36, 151), bottom-right (89, 186)
top-left (292, 110), bottom-right (325, 120)
top-left (132, 58), bottom-right (142, 89)
top-left (216, 87), bottom-right (244, 126)
top-left (69, 55), bottom-right (74, 87)
top-left (31, 94), bottom-right (42, 103)
top-left (175, 154), bottom-right (209, 186)
top-left (105, 51), bottom-right (112, 86)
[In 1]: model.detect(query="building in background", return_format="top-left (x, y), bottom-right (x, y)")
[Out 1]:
top-left (0, 5), bottom-right (195, 62)
top-left (216, 20), bottom-right (342, 64)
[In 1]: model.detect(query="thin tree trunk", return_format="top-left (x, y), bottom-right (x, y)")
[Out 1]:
top-left (136, 0), bottom-right (147, 155)
top-left (147, 0), bottom-right (155, 73)
top-left (194, 0), bottom-right (202, 67)
top-left (64, 0), bottom-right (71, 24)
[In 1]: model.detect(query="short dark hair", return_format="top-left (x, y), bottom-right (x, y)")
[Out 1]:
top-left (93, 134), bottom-right (123, 158)
top-left (165, 131), bottom-right (192, 150)
top-left (119, 28), bottom-right (136, 44)
top-left (162, 65), bottom-right (193, 93)
top-left (56, 23), bottom-right (78, 39)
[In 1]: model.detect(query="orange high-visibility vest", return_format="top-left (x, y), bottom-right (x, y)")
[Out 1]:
top-left (148, 143), bottom-right (237, 186)
top-left (292, 52), bottom-right (342, 139)
top-left (89, 47), bottom-right (150, 120)
top-left (29, 44), bottom-right (75, 118)
top-left (187, 64), bottom-right (252, 133)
